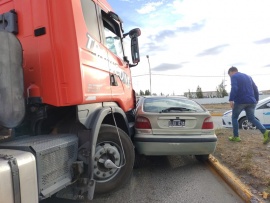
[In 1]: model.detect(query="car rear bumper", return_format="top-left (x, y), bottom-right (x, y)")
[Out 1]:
top-left (134, 135), bottom-right (217, 156)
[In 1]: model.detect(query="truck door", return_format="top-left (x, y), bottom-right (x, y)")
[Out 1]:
top-left (77, 0), bottom-right (134, 109)
top-left (79, 0), bottom-right (112, 103)
top-left (100, 11), bottom-right (134, 111)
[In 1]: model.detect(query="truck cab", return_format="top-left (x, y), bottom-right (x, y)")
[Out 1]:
top-left (0, 0), bottom-right (141, 202)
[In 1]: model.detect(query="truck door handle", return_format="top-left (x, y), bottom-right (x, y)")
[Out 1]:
top-left (110, 74), bottom-right (118, 86)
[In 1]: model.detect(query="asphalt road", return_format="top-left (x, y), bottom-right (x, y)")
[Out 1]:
top-left (91, 156), bottom-right (243, 203)
top-left (43, 155), bottom-right (243, 203)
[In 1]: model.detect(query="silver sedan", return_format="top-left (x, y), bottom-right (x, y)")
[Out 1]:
top-left (133, 96), bottom-right (217, 161)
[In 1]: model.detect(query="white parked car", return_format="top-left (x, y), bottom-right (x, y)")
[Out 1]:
top-left (222, 97), bottom-right (270, 130)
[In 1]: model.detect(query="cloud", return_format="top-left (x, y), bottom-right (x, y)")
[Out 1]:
top-left (140, 41), bottom-right (168, 56)
top-left (263, 64), bottom-right (270, 68)
top-left (152, 30), bottom-right (176, 40)
top-left (197, 44), bottom-right (229, 57)
top-left (136, 2), bottom-right (163, 14)
top-left (229, 62), bottom-right (246, 67)
top-left (176, 21), bottom-right (205, 33)
top-left (152, 63), bottom-right (187, 71)
top-left (151, 21), bottom-right (205, 42)
top-left (254, 38), bottom-right (270, 44)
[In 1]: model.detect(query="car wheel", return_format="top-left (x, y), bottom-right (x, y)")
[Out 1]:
top-left (239, 117), bottom-right (256, 130)
top-left (94, 124), bottom-right (135, 194)
top-left (195, 154), bottom-right (209, 162)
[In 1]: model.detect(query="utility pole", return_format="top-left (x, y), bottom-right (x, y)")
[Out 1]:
top-left (146, 55), bottom-right (152, 95)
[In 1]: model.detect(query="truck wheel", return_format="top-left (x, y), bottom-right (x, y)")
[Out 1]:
top-left (239, 117), bottom-right (256, 130)
top-left (94, 124), bottom-right (135, 194)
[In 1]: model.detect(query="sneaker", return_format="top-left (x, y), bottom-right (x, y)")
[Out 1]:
top-left (263, 130), bottom-right (270, 144)
top-left (228, 136), bottom-right (241, 142)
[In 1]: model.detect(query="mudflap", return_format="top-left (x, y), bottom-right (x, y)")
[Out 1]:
top-left (0, 31), bottom-right (25, 128)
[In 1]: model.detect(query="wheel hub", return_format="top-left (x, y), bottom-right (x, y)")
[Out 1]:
top-left (94, 143), bottom-right (121, 179)
top-left (242, 120), bottom-right (256, 130)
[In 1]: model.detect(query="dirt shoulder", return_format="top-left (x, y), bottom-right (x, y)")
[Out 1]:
top-left (202, 104), bottom-right (270, 202)
top-left (214, 128), bottom-right (270, 201)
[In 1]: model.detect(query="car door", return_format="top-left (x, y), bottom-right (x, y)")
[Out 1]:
top-left (259, 102), bottom-right (270, 128)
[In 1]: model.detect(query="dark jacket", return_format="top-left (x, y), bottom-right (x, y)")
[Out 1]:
top-left (229, 72), bottom-right (259, 104)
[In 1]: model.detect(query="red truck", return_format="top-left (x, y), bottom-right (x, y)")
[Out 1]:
top-left (0, 0), bottom-right (141, 202)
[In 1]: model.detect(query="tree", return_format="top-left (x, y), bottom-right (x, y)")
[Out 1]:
top-left (216, 80), bottom-right (228, 98)
top-left (196, 86), bottom-right (203, 98)
top-left (184, 89), bottom-right (192, 98)
top-left (188, 89), bottom-right (192, 98)
top-left (145, 89), bottom-right (151, 95)
top-left (138, 90), bottom-right (152, 96)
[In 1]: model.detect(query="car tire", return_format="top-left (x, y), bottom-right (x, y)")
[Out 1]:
top-left (94, 124), bottom-right (135, 194)
top-left (195, 154), bottom-right (209, 162)
top-left (239, 117), bottom-right (256, 130)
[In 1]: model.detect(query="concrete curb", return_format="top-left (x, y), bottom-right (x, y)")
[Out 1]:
top-left (207, 155), bottom-right (262, 203)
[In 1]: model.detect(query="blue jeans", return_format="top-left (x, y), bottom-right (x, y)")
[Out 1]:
top-left (232, 103), bottom-right (266, 137)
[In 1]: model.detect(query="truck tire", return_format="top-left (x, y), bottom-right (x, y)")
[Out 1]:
top-left (94, 124), bottom-right (135, 194)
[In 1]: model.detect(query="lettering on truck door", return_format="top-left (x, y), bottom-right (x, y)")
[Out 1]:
top-left (80, 0), bottom-right (112, 102)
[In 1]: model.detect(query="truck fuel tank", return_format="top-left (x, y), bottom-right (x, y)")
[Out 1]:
top-left (0, 134), bottom-right (78, 200)
top-left (0, 149), bottom-right (39, 203)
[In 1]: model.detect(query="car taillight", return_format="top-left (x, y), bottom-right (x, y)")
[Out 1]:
top-left (135, 116), bottom-right (152, 129)
top-left (202, 117), bottom-right (214, 129)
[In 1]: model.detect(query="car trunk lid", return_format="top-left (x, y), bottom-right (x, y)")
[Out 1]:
top-left (148, 113), bottom-right (214, 135)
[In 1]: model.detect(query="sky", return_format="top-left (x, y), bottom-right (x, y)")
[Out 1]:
top-left (107, 0), bottom-right (270, 96)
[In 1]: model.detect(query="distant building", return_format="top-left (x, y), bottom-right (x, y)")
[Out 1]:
top-left (184, 89), bottom-right (270, 99)
top-left (260, 90), bottom-right (270, 95)
top-left (184, 91), bottom-right (220, 98)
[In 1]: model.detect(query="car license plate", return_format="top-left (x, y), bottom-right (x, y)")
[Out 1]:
top-left (169, 119), bottom-right (185, 127)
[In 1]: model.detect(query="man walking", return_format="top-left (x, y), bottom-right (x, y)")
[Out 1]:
top-left (228, 66), bottom-right (269, 144)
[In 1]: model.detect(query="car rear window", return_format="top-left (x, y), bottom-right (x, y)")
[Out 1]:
top-left (143, 97), bottom-right (205, 113)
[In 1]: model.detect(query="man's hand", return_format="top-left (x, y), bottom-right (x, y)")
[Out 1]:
top-left (230, 101), bottom-right (234, 109)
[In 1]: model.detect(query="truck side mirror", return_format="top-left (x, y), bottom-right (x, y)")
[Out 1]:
top-left (131, 36), bottom-right (140, 64)
top-left (124, 28), bottom-right (141, 67)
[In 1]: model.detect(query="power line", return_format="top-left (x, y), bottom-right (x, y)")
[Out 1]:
top-left (132, 74), bottom-right (225, 78)
top-left (132, 73), bottom-right (270, 78)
